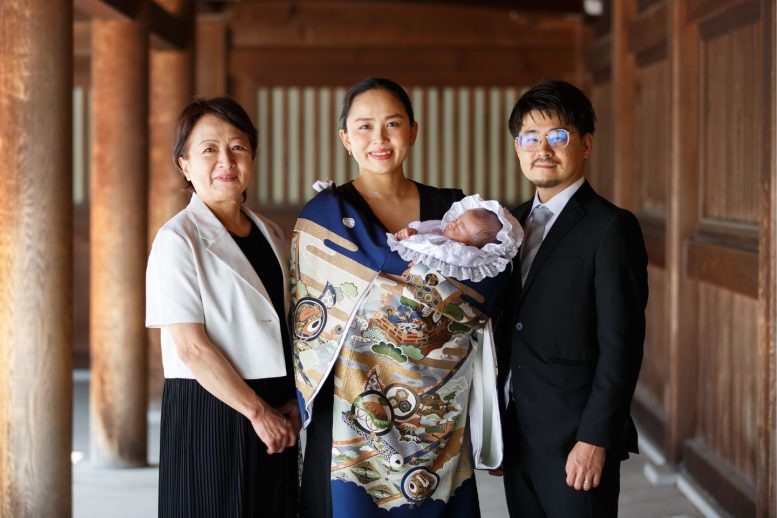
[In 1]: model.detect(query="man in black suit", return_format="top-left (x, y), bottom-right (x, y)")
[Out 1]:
top-left (498, 80), bottom-right (648, 517)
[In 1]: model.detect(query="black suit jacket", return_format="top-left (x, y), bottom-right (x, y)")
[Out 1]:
top-left (500, 180), bottom-right (648, 458)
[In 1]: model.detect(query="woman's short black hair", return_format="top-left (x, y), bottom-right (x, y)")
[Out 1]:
top-left (172, 96), bottom-right (258, 171)
top-left (338, 77), bottom-right (415, 131)
top-left (508, 80), bottom-right (596, 138)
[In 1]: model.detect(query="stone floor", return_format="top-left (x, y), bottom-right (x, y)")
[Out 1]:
top-left (72, 373), bottom-right (723, 517)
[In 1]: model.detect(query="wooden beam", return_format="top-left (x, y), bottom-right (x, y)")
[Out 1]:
top-left (685, 238), bottom-right (758, 298)
top-left (226, 1), bottom-right (582, 49)
top-left (696, 0), bottom-right (760, 40)
top-left (229, 47), bottom-right (578, 87)
top-left (75, 0), bottom-right (190, 50)
top-left (369, 0), bottom-right (585, 12)
top-left (687, 0), bottom-right (758, 24)
top-left (149, 1), bottom-right (190, 49)
top-left (240, 0), bottom-right (585, 13)
top-left (74, 0), bottom-right (141, 20)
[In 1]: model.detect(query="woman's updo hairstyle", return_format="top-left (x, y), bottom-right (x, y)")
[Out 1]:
top-left (338, 77), bottom-right (415, 132)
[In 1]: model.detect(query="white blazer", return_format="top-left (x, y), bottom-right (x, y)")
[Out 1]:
top-left (146, 193), bottom-right (290, 380)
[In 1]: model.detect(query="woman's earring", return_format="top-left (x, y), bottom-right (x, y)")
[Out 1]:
top-left (347, 149), bottom-right (352, 156)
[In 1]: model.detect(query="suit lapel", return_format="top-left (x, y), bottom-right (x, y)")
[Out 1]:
top-left (186, 194), bottom-right (275, 312)
top-left (504, 200), bottom-right (534, 317)
top-left (514, 201), bottom-right (533, 226)
top-left (518, 181), bottom-right (593, 301)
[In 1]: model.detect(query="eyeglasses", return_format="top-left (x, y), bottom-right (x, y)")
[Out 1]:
top-left (516, 129), bottom-right (578, 152)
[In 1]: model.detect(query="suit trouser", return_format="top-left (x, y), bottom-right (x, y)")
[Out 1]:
top-left (501, 401), bottom-right (621, 518)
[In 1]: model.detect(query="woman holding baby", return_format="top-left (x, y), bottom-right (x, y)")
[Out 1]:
top-left (292, 77), bottom-right (521, 517)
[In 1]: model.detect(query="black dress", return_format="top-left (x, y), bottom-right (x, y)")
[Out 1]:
top-left (299, 181), bottom-right (465, 518)
top-left (158, 219), bottom-right (298, 518)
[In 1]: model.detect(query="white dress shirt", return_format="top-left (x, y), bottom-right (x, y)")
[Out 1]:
top-left (526, 176), bottom-right (586, 238)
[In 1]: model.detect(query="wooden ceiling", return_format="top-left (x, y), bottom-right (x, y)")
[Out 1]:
top-left (223, 1), bottom-right (589, 86)
top-left (75, 0), bottom-right (589, 18)
top-left (199, 0), bottom-right (586, 14)
top-left (73, 0), bottom-right (595, 88)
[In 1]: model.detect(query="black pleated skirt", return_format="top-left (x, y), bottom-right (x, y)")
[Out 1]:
top-left (159, 377), bottom-right (299, 518)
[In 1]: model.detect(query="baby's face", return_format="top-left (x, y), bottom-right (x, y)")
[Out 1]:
top-left (443, 212), bottom-right (481, 246)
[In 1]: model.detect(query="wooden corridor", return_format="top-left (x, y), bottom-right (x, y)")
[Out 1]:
top-left (1, 0), bottom-right (776, 516)
top-left (69, 371), bottom-right (710, 517)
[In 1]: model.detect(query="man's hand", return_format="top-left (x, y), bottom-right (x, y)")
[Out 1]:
top-left (488, 465), bottom-right (504, 477)
top-left (565, 441), bottom-right (605, 491)
top-left (394, 228), bottom-right (418, 240)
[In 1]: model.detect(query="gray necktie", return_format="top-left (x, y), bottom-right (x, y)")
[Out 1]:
top-left (520, 205), bottom-right (553, 285)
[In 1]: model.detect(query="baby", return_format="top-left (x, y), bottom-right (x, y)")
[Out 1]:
top-left (394, 208), bottom-right (502, 248)
top-left (386, 194), bottom-right (523, 282)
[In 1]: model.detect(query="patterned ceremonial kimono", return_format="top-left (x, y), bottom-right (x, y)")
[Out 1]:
top-left (292, 184), bottom-right (507, 517)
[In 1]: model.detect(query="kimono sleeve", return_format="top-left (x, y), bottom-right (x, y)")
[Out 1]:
top-left (145, 229), bottom-right (205, 328)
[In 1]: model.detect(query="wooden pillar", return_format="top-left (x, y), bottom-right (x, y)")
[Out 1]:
top-left (611, 0), bottom-right (636, 210)
top-left (665, 0), bottom-right (699, 465)
top-left (196, 13), bottom-right (227, 97)
top-left (0, 0), bottom-right (73, 514)
top-left (758, 0), bottom-right (776, 513)
top-left (90, 6), bottom-right (150, 468)
top-left (147, 0), bottom-right (195, 403)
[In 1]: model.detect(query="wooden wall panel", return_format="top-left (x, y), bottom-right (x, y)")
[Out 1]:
top-left (636, 266), bottom-right (668, 420)
top-left (697, 283), bottom-right (758, 485)
top-left (589, 82), bottom-right (615, 200)
top-left (700, 22), bottom-right (762, 224)
top-left (634, 59), bottom-right (669, 212)
top-left (591, 0), bottom-right (775, 513)
top-left (758, 0), bottom-right (776, 513)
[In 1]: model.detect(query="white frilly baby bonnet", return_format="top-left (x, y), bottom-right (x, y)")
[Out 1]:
top-left (386, 194), bottom-right (524, 282)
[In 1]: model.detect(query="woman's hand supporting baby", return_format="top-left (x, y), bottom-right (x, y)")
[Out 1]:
top-left (394, 227), bottom-right (418, 240)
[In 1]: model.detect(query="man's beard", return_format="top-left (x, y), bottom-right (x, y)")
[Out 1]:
top-left (531, 178), bottom-right (562, 189)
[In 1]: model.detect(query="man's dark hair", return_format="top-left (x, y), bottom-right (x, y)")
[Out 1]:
top-left (508, 79), bottom-right (596, 138)
top-left (339, 77), bottom-right (415, 132)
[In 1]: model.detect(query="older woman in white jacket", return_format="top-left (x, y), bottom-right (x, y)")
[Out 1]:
top-left (146, 97), bottom-right (298, 518)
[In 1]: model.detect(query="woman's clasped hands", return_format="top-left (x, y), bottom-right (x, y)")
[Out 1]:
top-left (250, 399), bottom-right (301, 454)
